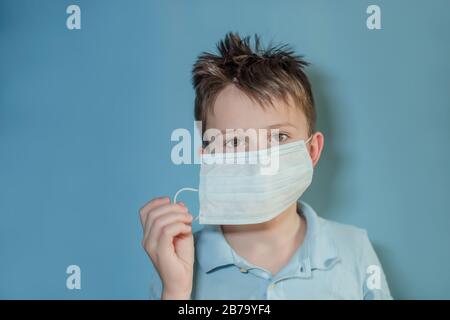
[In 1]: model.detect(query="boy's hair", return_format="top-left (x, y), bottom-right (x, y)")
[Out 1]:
top-left (192, 32), bottom-right (316, 135)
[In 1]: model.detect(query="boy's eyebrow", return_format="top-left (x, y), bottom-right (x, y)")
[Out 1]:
top-left (265, 122), bottom-right (297, 129)
top-left (214, 123), bottom-right (297, 135)
top-left (211, 122), bottom-right (297, 135)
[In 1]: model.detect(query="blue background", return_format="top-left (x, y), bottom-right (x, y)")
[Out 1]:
top-left (1, 0), bottom-right (449, 299)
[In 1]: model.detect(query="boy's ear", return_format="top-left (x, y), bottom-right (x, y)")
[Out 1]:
top-left (309, 132), bottom-right (324, 167)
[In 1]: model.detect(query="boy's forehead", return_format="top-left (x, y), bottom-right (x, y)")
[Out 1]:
top-left (207, 84), bottom-right (307, 131)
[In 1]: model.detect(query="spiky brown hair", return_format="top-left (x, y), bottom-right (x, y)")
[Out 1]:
top-left (192, 32), bottom-right (316, 135)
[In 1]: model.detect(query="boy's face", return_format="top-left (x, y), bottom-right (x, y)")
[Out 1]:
top-left (203, 84), bottom-right (323, 167)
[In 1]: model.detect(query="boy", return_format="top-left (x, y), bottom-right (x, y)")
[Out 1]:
top-left (139, 32), bottom-right (392, 299)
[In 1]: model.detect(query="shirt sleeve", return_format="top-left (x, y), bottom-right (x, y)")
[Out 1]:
top-left (359, 230), bottom-right (393, 300)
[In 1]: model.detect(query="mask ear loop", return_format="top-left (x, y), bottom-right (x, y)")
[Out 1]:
top-left (173, 187), bottom-right (200, 222)
top-left (305, 135), bottom-right (313, 144)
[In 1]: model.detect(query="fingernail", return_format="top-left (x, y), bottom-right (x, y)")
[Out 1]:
top-left (179, 202), bottom-right (185, 207)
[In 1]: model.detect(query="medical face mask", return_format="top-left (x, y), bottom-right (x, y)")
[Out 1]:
top-left (173, 137), bottom-right (314, 225)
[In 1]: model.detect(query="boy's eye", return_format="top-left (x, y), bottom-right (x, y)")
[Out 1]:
top-left (271, 132), bottom-right (289, 144)
top-left (225, 136), bottom-right (244, 149)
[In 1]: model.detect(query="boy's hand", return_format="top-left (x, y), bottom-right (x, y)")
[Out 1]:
top-left (140, 197), bottom-right (194, 299)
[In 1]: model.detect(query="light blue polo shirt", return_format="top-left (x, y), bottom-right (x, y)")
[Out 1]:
top-left (149, 201), bottom-right (392, 300)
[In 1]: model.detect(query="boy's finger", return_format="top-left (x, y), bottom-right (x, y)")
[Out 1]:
top-left (144, 203), bottom-right (188, 229)
top-left (139, 196), bottom-right (170, 219)
top-left (140, 197), bottom-right (170, 228)
top-left (140, 198), bottom-right (161, 229)
top-left (148, 211), bottom-right (193, 245)
top-left (141, 200), bottom-right (181, 228)
top-left (158, 223), bottom-right (192, 250)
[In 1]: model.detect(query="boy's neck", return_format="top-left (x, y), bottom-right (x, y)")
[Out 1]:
top-left (220, 202), bottom-right (306, 271)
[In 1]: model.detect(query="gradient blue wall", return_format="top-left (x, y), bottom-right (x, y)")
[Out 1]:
top-left (1, 0), bottom-right (449, 299)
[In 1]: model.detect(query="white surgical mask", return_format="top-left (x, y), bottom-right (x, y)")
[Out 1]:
top-left (173, 137), bottom-right (314, 225)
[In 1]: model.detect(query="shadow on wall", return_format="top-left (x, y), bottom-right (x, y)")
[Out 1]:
top-left (304, 66), bottom-right (342, 219)
top-left (373, 243), bottom-right (401, 299)
top-left (305, 67), bottom-right (401, 299)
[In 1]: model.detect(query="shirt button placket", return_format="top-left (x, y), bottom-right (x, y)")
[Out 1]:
top-left (267, 282), bottom-right (277, 299)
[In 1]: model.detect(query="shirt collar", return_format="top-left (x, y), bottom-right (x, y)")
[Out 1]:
top-left (299, 201), bottom-right (340, 271)
top-left (195, 201), bottom-right (340, 274)
top-left (195, 224), bottom-right (235, 273)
